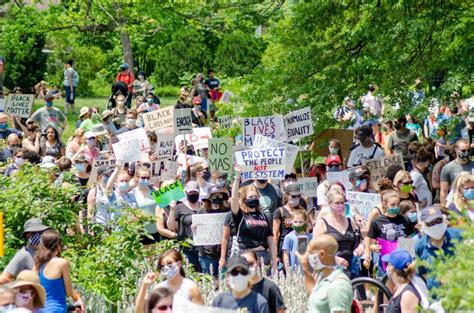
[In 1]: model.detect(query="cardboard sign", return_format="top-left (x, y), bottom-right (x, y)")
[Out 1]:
top-left (220, 91), bottom-right (231, 103)
top-left (242, 115), bottom-right (286, 146)
top-left (253, 134), bottom-right (299, 175)
top-left (142, 106), bottom-right (174, 131)
top-left (192, 213), bottom-right (228, 246)
top-left (327, 169), bottom-right (353, 191)
top-left (152, 180), bottom-right (186, 208)
top-left (87, 158), bottom-right (116, 187)
top-left (176, 127), bottom-right (212, 150)
top-left (156, 134), bottom-right (175, 161)
top-left (235, 147), bottom-right (286, 180)
top-left (209, 138), bottom-right (233, 176)
top-left (4, 94), bottom-right (35, 118)
top-left (112, 138), bottom-right (141, 163)
top-left (117, 127), bottom-right (151, 153)
top-left (162, 156), bottom-right (179, 181)
top-left (284, 107), bottom-right (314, 141)
top-left (173, 108), bottom-right (192, 135)
top-left (346, 191), bottom-right (381, 222)
top-left (363, 153), bottom-right (405, 188)
top-left (218, 115), bottom-right (232, 129)
top-left (296, 177), bottom-right (319, 197)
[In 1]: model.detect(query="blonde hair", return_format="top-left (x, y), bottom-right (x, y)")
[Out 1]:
top-left (327, 189), bottom-right (345, 203)
top-left (381, 189), bottom-right (400, 213)
top-left (453, 172), bottom-right (474, 212)
top-left (392, 261), bottom-right (417, 283)
top-left (393, 170), bottom-right (411, 191)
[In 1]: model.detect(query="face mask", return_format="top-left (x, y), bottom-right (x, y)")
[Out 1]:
top-left (406, 212), bottom-right (418, 223)
top-left (308, 252), bottom-right (333, 271)
top-left (288, 198), bottom-right (299, 208)
top-left (423, 222), bottom-right (447, 240)
top-left (126, 119), bottom-right (136, 128)
top-left (387, 206), bottom-right (400, 215)
top-left (75, 163), bottom-right (85, 172)
top-left (139, 178), bottom-right (149, 187)
top-left (28, 232), bottom-right (42, 247)
top-left (211, 197), bottom-right (223, 206)
top-left (16, 290), bottom-right (33, 307)
top-left (394, 123), bottom-right (401, 130)
top-left (118, 182), bottom-right (129, 192)
top-left (216, 178), bottom-right (226, 188)
top-left (229, 274), bottom-right (249, 292)
top-left (292, 223), bottom-right (307, 233)
top-left (15, 158), bottom-right (25, 166)
top-left (355, 178), bottom-right (368, 191)
top-left (245, 198), bottom-right (259, 209)
top-left (161, 264), bottom-right (179, 280)
top-left (400, 184), bottom-right (413, 193)
top-left (0, 304), bottom-right (17, 312)
top-left (0, 123), bottom-right (7, 130)
top-left (45, 101), bottom-right (53, 107)
top-left (256, 179), bottom-right (267, 185)
top-left (186, 193), bottom-right (199, 203)
top-left (457, 150), bottom-right (470, 161)
top-left (331, 203), bottom-right (345, 214)
top-left (464, 188), bottom-right (474, 200)
top-left (329, 147), bottom-right (339, 154)
top-left (147, 98), bottom-right (154, 103)
top-left (202, 170), bottom-right (211, 182)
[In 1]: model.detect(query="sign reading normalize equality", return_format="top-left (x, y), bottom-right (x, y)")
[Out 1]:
top-left (152, 180), bottom-right (186, 208)
top-left (4, 94), bottom-right (35, 118)
top-left (142, 106), bottom-right (174, 131)
top-left (284, 107), bottom-right (314, 142)
top-left (209, 138), bottom-right (233, 176)
top-left (235, 147), bottom-right (286, 180)
top-left (242, 115), bottom-right (286, 146)
top-left (363, 153), bottom-right (405, 187)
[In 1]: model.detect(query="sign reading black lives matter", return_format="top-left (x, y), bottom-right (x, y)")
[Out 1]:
top-left (284, 107), bottom-right (314, 142)
top-left (4, 94), bottom-right (35, 118)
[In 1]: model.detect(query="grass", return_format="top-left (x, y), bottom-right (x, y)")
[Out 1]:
top-left (31, 97), bottom-right (176, 142)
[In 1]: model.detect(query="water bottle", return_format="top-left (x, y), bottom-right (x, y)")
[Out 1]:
top-left (230, 236), bottom-right (239, 257)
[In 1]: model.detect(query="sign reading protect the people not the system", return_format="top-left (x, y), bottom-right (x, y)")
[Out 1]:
top-left (235, 147), bottom-right (286, 180)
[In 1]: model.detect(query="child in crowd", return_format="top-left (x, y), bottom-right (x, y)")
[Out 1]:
top-left (282, 210), bottom-right (312, 273)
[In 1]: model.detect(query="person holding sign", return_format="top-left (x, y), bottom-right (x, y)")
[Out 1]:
top-left (230, 166), bottom-right (277, 273)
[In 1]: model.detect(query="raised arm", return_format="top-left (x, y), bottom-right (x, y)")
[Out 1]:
top-left (231, 166), bottom-right (241, 215)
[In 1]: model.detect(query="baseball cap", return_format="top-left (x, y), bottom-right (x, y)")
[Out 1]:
top-left (356, 124), bottom-right (372, 139)
top-left (284, 183), bottom-right (301, 195)
top-left (97, 165), bottom-right (114, 177)
top-left (381, 249), bottom-right (413, 271)
top-left (23, 218), bottom-right (49, 235)
top-left (325, 155), bottom-right (342, 166)
top-left (349, 165), bottom-right (370, 180)
top-left (226, 256), bottom-right (250, 273)
top-left (420, 206), bottom-right (443, 223)
top-left (120, 63), bottom-right (129, 69)
top-left (208, 186), bottom-right (229, 200)
top-left (84, 131), bottom-right (96, 139)
top-left (184, 180), bottom-right (200, 193)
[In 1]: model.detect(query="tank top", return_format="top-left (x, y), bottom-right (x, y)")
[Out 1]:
top-left (157, 278), bottom-right (195, 301)
top-left (63, 68), bottom-right (79, 87)
top-left (39, 264), bottom-right (67, 313)
top-left (133, 187), bottom-right (158, 234)
top-left (387, 282), bottom-right (421, 313)
top-left (43, 140), bottom-right (62, 159)
top-left (322, 218), bottom-right (356, 265)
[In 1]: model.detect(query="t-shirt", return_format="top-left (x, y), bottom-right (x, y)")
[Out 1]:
top-left (347, 143), bottom-right (384, 167)
top-left (386, 129), bottom-right (418, 162)
top-left (440, 159), bottom-right (474, 186)
top-left (272, 207), bottom-right (294, 243)
top-left (212, 290), bottom-right (269, 313)
top-left (4, 246), bottom-right (35, 277)
top-left (205, 77), bottom-right (220, 90)
top-left (0, 128), bottom-right (22, 140)
top-left (232, 210), bottom-right (272, 250)
top-left (257, 183), bottom-right (283, 216)
top-left (282, 230), bottom-right (312, 270)
top-left (410, 169), bottom-right (432, 206)
top-left (252, 278), bottom-right (285, 313)
top-left (368, 214), bottom-right (414, 242)
top-left (174, 203), bottom-right (199, 241)
top-left (308, 269), bottom-right (353, 313)
top-left (115, 72), bottom-right (135, 92)
top-left (30, 107), bottom-right (66, 133)
top-left (79, 119), bottom-right (94, 131)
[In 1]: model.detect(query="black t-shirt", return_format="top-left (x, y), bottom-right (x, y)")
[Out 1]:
top-left (232, 210), bottom-right (272, 249)
top-left (368, 214), bottom-right (414, 241)
top-left (252, 278), bottom-right (285, 313)
top-left (197, 207), bottom-right (230, 258)
top-left (257, 183), bottom-right (283, 216)
top-left (174, 203), bottom-right (199, 241)
top-left (175, 102), bottom-right (191, 109)
top-left (272, 207), bottom-right (293, 243)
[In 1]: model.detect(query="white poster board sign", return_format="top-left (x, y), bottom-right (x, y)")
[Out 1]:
top-left (235, 147), bottom-right (286, 180)
top-left (142, 106), bottom-right (174, 131)
top-left (242, 115), bottom-right (286, 146)
top-left (156, 134), bottom-right (175, 161)
top-left (173, 108), bottom-right (192, 135)
top-left (253, 134), bottom-right (299, 175)
top-left (284, 107), bottom-right (314, 141)
top-left (4, 94), bottom-right (35, 118)
top-left (112, 138), bottom-right (141, 163)
top-left (296, 177), bottom-right (318, 197)
top-left (346, 191), bottom-right (381, 222)
top-left (397, 237), bottom-right (417, 257)
top-left (117, 127), bottom-right (150, 153)
top-left (192, 213), bottom-right (228, 246)
top-left (176, 127), bottom-right (212, 150)
top-left (327, 169), bottom-right (353, 191)
top-left (220, 91), bottom-right (231, 104)
top-left (162, 156), bottom-right (179, 181)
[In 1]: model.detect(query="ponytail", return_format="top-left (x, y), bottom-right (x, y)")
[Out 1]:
top-left (34, 230), bottom-right (62, 269)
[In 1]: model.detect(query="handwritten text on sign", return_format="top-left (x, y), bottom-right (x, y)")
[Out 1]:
top-left (296, 177), bottom-right (318, 197)
top-left (217, 115), bottom-right (232, 129)
top-left (87, 159), bottom-right (116, 187)
top-left (242, 115), bottom-right (286, 146)
top-left (346, 191), bottom-right (381, 222)
top-left (192, 213), bottom-right (228, 246)
top-left (363, 153), bottom-right (405, 187)
top-left (173, 108), bottom-right (193, 135)
top-left (253, 134), bottom-right (299, 175)
top-left (235, 148), bottom-right (286, 180)
top-left (4, 94), bottom-right (35, 118)
top-left (156, 134), bottom-right (175, 161)
top-left (284, 107), bottom-right (314, 141)
top-left (112, 138), bottom-right (141, 163)
top-left (142, 106), bottom-right (174, 131)
top-left (117, 127), bottom-right (151, 153)
top-left (209, 138), bottom-right (233, 176)
top-left (152, 180), bottom-right (186, 208)
top-left (176, 127), bottom-right (212, 150)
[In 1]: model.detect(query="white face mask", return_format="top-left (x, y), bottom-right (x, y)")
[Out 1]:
top-left (161, 263), bottom-right (179, 280)
top-left (126, 118), bottom-right (136, 128)
top-left (308, 251), bottom-right (335, 271)
top-left (288, 198), bottom-right (299, 208)
top-left (229, 274), bottom-right (249, 292)
top-left (423, 222), bottom-right (447, 240)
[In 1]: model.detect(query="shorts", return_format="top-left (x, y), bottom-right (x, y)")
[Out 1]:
top-left (65, 86), bottom-right (76, 104)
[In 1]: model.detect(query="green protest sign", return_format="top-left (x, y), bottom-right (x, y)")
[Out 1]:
top-left (152, 180), bottom-right (186, 208)
top-left (209, 138), bottom-right (233, 176)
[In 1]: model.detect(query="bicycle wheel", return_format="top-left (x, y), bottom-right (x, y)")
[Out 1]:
top-left (351, 277), bottom-right (392, 313)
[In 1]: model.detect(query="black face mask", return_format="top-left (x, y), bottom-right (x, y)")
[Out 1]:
top-left (186, 193), bottom-right (200, 203)
top-left (245, 198), bottom-right (259, 209)
top-left (256, 179), bottom-right (267, 185)
top-left (202, 170), bottom-right (211, 182)
top-left (211, 197), bottom-right (223, 206)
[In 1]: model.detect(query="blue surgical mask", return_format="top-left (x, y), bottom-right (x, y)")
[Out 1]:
top-left (147, 98), bottom-right (154, 103)
top-left (45, 101), bottom-right (53, 107)
top-left (139, 178), bottom-right (149, 187)
top-left (387, 206), bottom-right (400, 215)
top-left (118, 182), bottom-right (129, 192)
top-left (75, 163), bottom-right (85, 172)
top-left (463, 188), bottom-right (474, 200)
top-left (406, 212), bottom-right (418, 223)
top-left (0, 123), bottom-right (7, 130)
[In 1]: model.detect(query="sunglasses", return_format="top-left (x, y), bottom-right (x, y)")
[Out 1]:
top-left (139, 176), bottom-right (150, 180)
top-left (152, 305), bottom-right (172, 312)
top-left (401, 181), bottom-right (413, 185)
top-left (290, 195), bottom-right (301, 199)
top-left (458, 149), bottom-right (469, 153)
top-left (425, 217), bottom-right (444, 227)
top-left (230, 268), bottom-right (248, 276)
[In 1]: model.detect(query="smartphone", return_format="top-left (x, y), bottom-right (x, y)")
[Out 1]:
top-left (297, 236), bottom-right (308, 255)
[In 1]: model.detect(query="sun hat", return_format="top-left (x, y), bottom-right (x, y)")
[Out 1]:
top-left (91, 124), bottom-right (107, 137)
top-left (22, 218), bottom-right (48, 235)
top-left (79, 107), bottom-right (89, 118)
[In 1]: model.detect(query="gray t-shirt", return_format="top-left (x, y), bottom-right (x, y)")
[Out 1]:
top-left (30, 107), bottom-right (67, 133)
top-left (4, 246), bottom-right (35, 277)
top-left (212, 290), bottom-right (269, 313)
top-left (387, 129), bottom-right (418, 162)
top-left (440, 159), bottom-right (474, 186)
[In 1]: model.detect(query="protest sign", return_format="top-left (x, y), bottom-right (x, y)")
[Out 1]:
top-left (112, 138), bottom-right (141, 163)
top-left (152, 180), bottom-right (186, 208)
top-left (235, 147), bottom-right (286, 180)
top-left (346, 191), bottom-right (381, 222)
top-left (138, 161), bottom-right (161, 178)
top-left (0, 98), bottom-right (4, 111)
top-left (327, 169), bottom-right (353, 191)
top-left (162, 156), bottom-right (179, 181)
top-left (363, 153), bottom-right (405, 188)
top-left (142, 106), bottom-right (173, 131)
top-left (177, 153), bottom-right (206, 173)
top-left (117, 127), bottom-right (150, 153)
top-left (173, 108), bottom-right (192, 134)
top-left (4, 94), bottom-right (35, 118)
top-left (242, 115), bottom-right (286, 146)
top-left (174, 297), bottom-right (237, 313)
top-left (217, 115), bottom-right (232, 129)
top-left (176, 127), bottom-right (212, 150)
top-left (87, 159), bottom-right (116, 187)
top-left (220, 91), bottom-right (231, 104)
top-left (192, 213), bottom-right (228, 246)
top-left (253, 134), bottom-right (299, 174)
top-left (284, 107), bottom-right (314, 141)
top-left (156, 134), bottom-right (175, 161)
top-left (296, 177), bottom-right (318, 197)
top-left (398, 237), bottom-right (416, 257)
top-left (209, 138), bottom-right (233, 175)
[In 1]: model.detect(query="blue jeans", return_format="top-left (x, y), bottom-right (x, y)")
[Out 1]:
top-left (64, 86), bottom-right (76, 104)
top-left (199, 255), bottom-right (219, 276)
top-left (183, 248), bottom-right (202, 273)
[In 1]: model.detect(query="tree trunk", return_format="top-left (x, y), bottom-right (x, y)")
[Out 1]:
top-left (120, 32), bottom-right (134, 72)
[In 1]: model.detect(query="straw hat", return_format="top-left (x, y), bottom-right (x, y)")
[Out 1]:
top-left (9, 270), bottom-right (46, 308)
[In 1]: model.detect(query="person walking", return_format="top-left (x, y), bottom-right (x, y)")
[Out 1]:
top-left (63, 59), bottom-right (79, 114)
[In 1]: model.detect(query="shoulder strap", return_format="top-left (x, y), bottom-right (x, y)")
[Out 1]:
top-left (369, 145), bottom-right (379, 159)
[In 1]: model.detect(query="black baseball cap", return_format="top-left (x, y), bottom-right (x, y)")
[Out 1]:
top-left (226, 256), bottom-right (249, 272)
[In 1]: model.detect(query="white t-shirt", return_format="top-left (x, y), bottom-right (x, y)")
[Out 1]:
top-left (410, 169), bottom-right (432, 206)
top-left (316, 180), bottom-right (329, 207)
top-left (347, 144), bottom-right (384, 167)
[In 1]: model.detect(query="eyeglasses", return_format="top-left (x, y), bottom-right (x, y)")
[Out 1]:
top-left (230, 268), bottom-right (248, 276)
top-left (401, 181), bottom-right (413, 185)
top-left (152, 305), bottom-right (173, 312)
top-left (425, 217), bottom-right (444, 227)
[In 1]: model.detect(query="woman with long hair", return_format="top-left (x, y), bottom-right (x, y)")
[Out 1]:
top-left (328, 139), bottom-right (344, 167)
top-left (448, 172), bottom-right (474, 222)
top-left (41, 126), bottom-right (64, 159)
top-left (393, 170), bottom-right (420, 208)
top-left (145, 287), bottom-right (173, 313)
top-left (33, 230), bottom-right (84, 312)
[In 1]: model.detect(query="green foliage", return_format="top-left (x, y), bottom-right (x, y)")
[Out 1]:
top-left (153, 85), bottom-right (180, 98)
